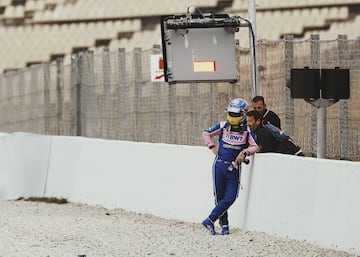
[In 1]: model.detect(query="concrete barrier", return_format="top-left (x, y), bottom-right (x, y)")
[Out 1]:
top-left (0, 132), bottom-right (51, 199)
top-left (0, 132), bottom-right (359, 254)
top-left (45, 136), bottom-right (226, 222)
top-left (246, 153), bottom-right (360, 253)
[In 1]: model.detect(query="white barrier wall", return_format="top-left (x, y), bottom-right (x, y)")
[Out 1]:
top-left (0, 133), bottom-right (51, 199)
top-left (45, 136), bottom-right (218, 221)
top-left (0, 132), bottom-right (359, 254)
top-left (246, 153), bottom-right (360, 253)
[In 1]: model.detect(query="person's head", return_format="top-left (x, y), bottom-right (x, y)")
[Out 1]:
top-left (225, 98), bottom-right (249, 127)
top-left (252, 95), bottom-right (266, 114)
top-left (246, 110), bottom-right (263, 131)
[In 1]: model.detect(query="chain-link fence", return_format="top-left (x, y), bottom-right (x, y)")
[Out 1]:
top-left (0, 36), bottom-right (359, 160)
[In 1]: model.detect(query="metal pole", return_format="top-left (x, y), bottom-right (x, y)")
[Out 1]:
top-left (134, 47), bottom-right (143, 142)
top-left (70, 54), bottom-right (80, 136)
top-left (102, 47), bottom-right (111, 139)
top-left (306, 97), bottom-right (337, 158)
top-left (247, 0), bottom-right (258, 96)
top-left (56, 58), bottom-right (64, 135)
top-left (338, 34), bottom-right (349, 159)
top-left (310, 35), bottom-right (320, 157)
top-left (317, 106), bottom-right (326, 158)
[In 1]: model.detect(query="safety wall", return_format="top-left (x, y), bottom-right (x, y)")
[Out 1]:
top-left (0, 132), bottom-right (51, 200)
top-left (246, 154), bottom-right (360, 253)
top-left (0, 132), bottom-right (359, 254)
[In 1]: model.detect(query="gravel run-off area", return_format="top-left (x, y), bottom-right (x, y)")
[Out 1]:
top-left (0, 200), bottom-right (358, 257)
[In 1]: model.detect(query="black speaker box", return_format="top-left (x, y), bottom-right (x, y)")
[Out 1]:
top-left (321, 68), bottom-right (350, 99)
top-left (290, 68), bottom-right (320, 99)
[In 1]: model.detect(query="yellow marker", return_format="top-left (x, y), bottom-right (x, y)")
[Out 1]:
top-left (193, 61), bottom-right (216, 72)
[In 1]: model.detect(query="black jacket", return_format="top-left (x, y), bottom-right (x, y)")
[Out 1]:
top-left (263, 109), bottom-right (281, 129)
top-left (254, 126), bottom-right (279, 153)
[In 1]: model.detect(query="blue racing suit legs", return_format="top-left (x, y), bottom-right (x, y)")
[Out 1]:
top-left (209, 157), bottom-right (239, 226)
top-left (202, 120), bottom-right (257, 230)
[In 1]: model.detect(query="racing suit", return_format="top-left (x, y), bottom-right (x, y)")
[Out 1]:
top-left (202, 121), bottom-right (257, 226)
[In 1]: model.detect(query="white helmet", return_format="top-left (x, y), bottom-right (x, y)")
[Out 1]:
top-left (226, 98), bottom-right (249, 126)
top-left (225, 98), bottom-right (249, 114)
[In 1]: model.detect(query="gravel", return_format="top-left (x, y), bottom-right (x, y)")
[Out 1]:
top-left (0, 200), bottom-right (356, 257)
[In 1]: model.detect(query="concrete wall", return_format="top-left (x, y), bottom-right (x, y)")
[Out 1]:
top-left (0, 132), bottom-right (51, 199)
top-left (0, 132), bottom-right (359, 254)
top-left (45, 136), bottom-right (218, 222)
top-left (246, 153), bottom-right (360, 252)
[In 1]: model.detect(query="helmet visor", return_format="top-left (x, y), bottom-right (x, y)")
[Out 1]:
top-left (227, 113), bottom-right (246, 125)
top-left (226, 106), bottom-right (243, 113)
top-left (228, 111), bottom-right (245, 117)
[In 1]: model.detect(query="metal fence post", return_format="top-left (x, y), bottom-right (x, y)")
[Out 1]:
top-left (134, 47), bottom-right (143, 142)
top-left (152, 45), bottom-right (162, 143)
top-left (56, 58), bottom-right (64, 135)
top-left (117, 48), bottom-right (127, 140)
top-left (190, 83), bottom-right (199, 145)
top-left (168, 83), bottom-right (176, 144)
top-left (210, 83), bottom-right (217, 124)
top-left (337, 34), bottom-right (349, 159)
top-left (43, 63), bottom-right (51, 134)
top-left (84, 51), bottom-right (96, 138)
top-left (70, 54), bottom-right (81, 136)
top-left (284, 35), bottom-right (295, 137)
top-left (5, 72), bottom-right (14, 131)
top-left (310, 34), bottom-right (321, 157)
top-left (30, 66), bottom-right (39, 133)
top-left (102, 47), bottom-right (111, 139)
top-left (18, 70), bottom-right (25, 131)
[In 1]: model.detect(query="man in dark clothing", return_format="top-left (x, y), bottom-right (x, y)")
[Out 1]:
top-left (246, 110), bottom-right (279, 153)
top-left (252, 95), bottom-right (281, 129)
top-left (247, 110), bottom-right (305, 156)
